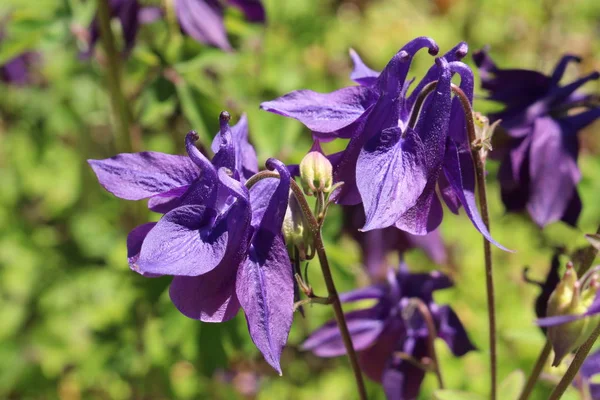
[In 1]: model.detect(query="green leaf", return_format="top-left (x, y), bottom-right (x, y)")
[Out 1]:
top-left (433, 389), bottom-right (486, 400)
top-left (499, 370), bottom-right (526, 400)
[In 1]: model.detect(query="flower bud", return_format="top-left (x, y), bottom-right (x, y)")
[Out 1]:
top-left (299, 150), bottom-right (333, 196)
top-left (282, 191), bottom-right (312, 259)
top-left (545, 263), bottom-right (600, 365)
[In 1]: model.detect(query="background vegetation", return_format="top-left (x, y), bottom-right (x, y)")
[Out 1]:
top-left (1, 0), bottom-right (600, 398)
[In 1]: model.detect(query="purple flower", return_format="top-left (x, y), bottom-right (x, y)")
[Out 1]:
top-left (342, 204), bottom-right (447, 281)
top-left (474, 48), bottom-right (600, 227)
top-left (576, 349), bottom-right (600, 399)
top-left (302, 263), bottom-right (475, 399)
top-left (0, 24), bottom-right (39, 85)
top-left (262, 37), bottom-right (507, 250)
top-left (175, 0), bottom-right (265, 51)
top-left (81, 0), bottom-right (162, 59)
top-left (524, 252), bottom-right (561, 321)
top-left (89, 112), bottom-right (293, 373)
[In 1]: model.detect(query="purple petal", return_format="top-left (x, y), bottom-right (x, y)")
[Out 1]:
top-left (260, 86), bottom-right (377, 136)
top-left (212, 113), bottom-right (258, 182)
top-left (349, 48), bottom-right (379, 86)
top-left (339, 285), bottom-right (386, 303)
top-left (357, 126), bottom-right (428, 231)
top-left (527, 117), bottom-right (580, 227)
top-left (170, 265), bottom-right (241, 322)
top-left (561, 108), bottom-right (600, 136)
top-left (127, 222), bottom-right (158, 275)
top-left (581, 348), bottom-right (600, 379)
top-left (147, 185), bottom-right (191, 213)
top-left (358, 319), bottom-right (404, 382)
top-left (394, 187), bottom-right (443, 235)
top-left (433, 304), bottom-right (476, 356)
top-left (438, 172), bottom-right (461, 214)
top-left (175, 0), bottom-right (231, 51)
top-left (255, 159), bottom-right (290, 234)
top-left (228, 0), bottom-right (265, 22)
top-left (382, 337), bottom-right (428, 400)
top-left (88, 152), bottom-right (200, 201)
top-left (302, 308), bottom-right (385, 357)
top-left (236, 235), bottom-right (293, 374)
top-left (115, 0), bottom-right (140, 55)
top-left (138, 6), bottom-right (163, 24)
top-left (549, 55), bottom-right (581, 86)
top-left (442, 139), bottom-right (511, 251)
top-left (136, 205), bottom-right (228, 276)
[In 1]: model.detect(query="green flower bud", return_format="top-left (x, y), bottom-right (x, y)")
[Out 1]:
top-left (299, 150), bottom-right (333, 196)
top-left (545, 263), bottom-right (600, 365)
top-left (282, 191), bottom-right (312, 259)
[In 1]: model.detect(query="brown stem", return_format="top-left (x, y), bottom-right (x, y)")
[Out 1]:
top-left (96, 0), bottom-right (135, 153)
top-left (245, 172), bottom-right (368, 399)
top-left (411, 298), bottom-right (444, 389)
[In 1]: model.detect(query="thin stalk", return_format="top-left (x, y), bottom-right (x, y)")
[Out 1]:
top-left (549, 322), bottom-right (600, 399)
top-left (96, 0), bottom-right (134, 153)
top-left (245, 172), bottom-right (368, 400)
top-left (519, 224), bottom-right (600, 400)
top-left (412, 298), bottom-right (444, 389)
top-left (411, 81), bottom-right (498, 399)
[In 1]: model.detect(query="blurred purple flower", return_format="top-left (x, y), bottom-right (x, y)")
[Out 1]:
top-left (262, 38), bottom-right (508, 251)
top-left (89, 112), bottom-right (293, 373)
top-left (0, 25), bottom-right (39, 85)
top-left (174, 0), bottom-right (265, 51)
top-left (523, 252), bottom-right (561, 321)
top-left (342, 204), bottom-right (447, 281)
top-left (81, 0), bottom-right (162, 59)
top-left (474, 48), bottom-right (600, 227)
top-left (302, 263), bottom-right (475, 399)
top-left (576, 349), bottom-right (600, 399)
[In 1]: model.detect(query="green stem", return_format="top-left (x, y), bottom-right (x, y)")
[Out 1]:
top-left (96, 0), bottom-right (134, 153)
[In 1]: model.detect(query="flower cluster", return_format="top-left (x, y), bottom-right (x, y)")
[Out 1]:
top-left (474, 49), bottom-right (600, 227)
top-left (303, 264), bottom-right (475, 399)
top-left (262, 37), bottom-right (507, 250)
top-left (89, 112), bottom-right (293, 373)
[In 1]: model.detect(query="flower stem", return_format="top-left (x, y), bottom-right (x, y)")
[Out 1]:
top-left (411, 298), bottom-right (444, 389)
top-left (245, 172), bottom-right (368, 399)
top-left (548, 322), bottom-right (600, 399)
top-left (96, 0), bottom-right (134, 153)
top-left (519, 225), bottom-right (600, 400)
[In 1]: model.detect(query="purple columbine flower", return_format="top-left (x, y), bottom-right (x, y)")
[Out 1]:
top-left (575, 349), bottom-right (600, 398)
top-left (302, 263), bottom-right (475, 399)
top-left (174, 0), bottom-right (265, 51)
top-left (89, 112), bottom-right (293, 374)
top-left (81, 0), bottom-right (162, 59)
top-left (262, 37), bottom-right (507, 250)
top-left (343, 204), bottom-right (447, 281)
top-left (474, 49), bottom-right (600, 227)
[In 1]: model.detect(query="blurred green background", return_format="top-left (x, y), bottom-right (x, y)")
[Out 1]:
top-left (1, 0), bottom-right (600, 398)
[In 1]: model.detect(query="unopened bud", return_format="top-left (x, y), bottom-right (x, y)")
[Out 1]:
top-left (282, 192), bottom-right (312, 259)
top-left (299, 150), bottom-right (333, 196)
top-left (545, 263), bottom-right (600, 365)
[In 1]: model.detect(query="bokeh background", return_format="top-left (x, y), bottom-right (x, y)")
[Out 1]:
top-left (1, 0), bottom-right (600, 398)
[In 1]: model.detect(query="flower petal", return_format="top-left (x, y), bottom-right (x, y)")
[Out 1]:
top-left (339, 285), bottom-right (387, 303)
top-left (136, 205), bottom-right (228, 276)
top-left (88, 152), bottom-right (200, 201)
top-left (212, 113), bottom-right (258, 182)
top-left (228, 0), bottom-right (266, 22)
top-left (236, 235), bottom-right (293, 374)
top-left (127, 222), bottom-right (158, 275)
top-left (260, 86), bottom-right (377, 135)
top-left (434, 304), bottom-right (476, 356)
top-left (349, 48), bottom-right (379, 86)
top-left (175, 0), bottom-right (231, 50)
top-left (357, 126), bottom-right (428, 231)
top-left (302, 308), bottom-right (385, 357)
top-left (382, 337), bottom-right (428, 400)
top-left (527, 117), bottom-right (580, 227)
top-left (443, 139), bottom-right (511, 251)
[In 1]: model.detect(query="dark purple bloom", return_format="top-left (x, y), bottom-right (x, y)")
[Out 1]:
top-left (523, 252), bottom-right (561, 320)
top-left (81, 0), bottom-right (162, 59)
top-left (0, 24), bottom-right (39, 85)
top-left (576, 349), bottom-right (600, 399)
top-left (89, 112), bottom-right (293, 373)
top-left (343, 204), bottom-right (447, 281)
top-left (262, 38), bottom-right (507, 251)
top-left (302, 263), bottom-right (475, 398)
top-left (474, 48), bottom-right (600, 227)
top-left (175, 0), bottom-right (265, 51)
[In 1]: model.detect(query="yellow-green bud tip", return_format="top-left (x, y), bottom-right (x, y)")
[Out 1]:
top-left (299, 151), bottom-right (333, 196)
